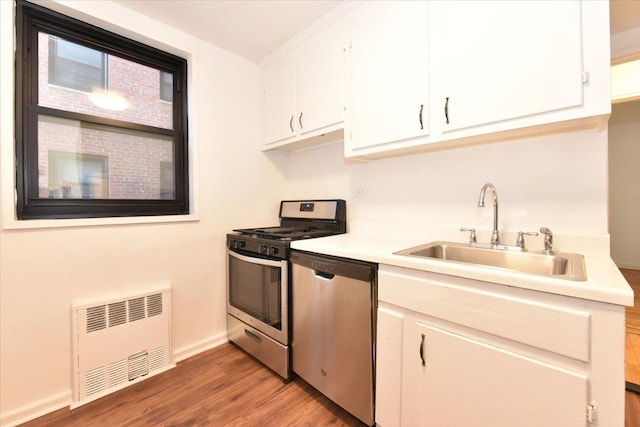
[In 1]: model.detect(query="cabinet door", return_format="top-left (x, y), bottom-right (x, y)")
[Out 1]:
top-left (437, 1), bottom-right (583, 132)
top-left (263, 54), bottom-right (296, 145)
top-left (404, 322), bottom-right (588, 427)
top-left (346, 1), bottom-right (429, 152)
top-left (296, 20), bottom-right (345, 137)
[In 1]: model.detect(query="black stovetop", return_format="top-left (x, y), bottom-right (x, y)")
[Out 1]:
top-left (232, 225), bottom-right (335, 241)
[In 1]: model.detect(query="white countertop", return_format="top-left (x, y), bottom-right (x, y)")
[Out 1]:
top-left (291, 226), bottom-right (634, 306)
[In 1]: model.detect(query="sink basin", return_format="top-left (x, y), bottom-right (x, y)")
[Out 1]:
top-left (394, 241), bottom-right (586, 281)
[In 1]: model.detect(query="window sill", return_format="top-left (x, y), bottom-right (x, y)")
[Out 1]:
top-left (1, 212), bottom-right (199, 230)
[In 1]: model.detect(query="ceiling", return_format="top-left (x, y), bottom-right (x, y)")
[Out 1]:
top-left (113, 0), bottom-right (342, 63)
top-left (114, 0), bottom-right (640, 64)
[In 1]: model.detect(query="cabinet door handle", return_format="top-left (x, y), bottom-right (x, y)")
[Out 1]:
top-left (444, 97), bottom-right (450, 124)
top-left (419, 104), bottom-right (424, 130)
top-left (420, 333), bottom-right (426, 366)
top-left (299, 112), bottom-right (303, 130)
top-left (289, 115), bottom-right (294, 132)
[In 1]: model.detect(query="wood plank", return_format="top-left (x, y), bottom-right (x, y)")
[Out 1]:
top-left (627, 391), bottom-right (640, 427)
top-left (628, 334), bottom-right (640, 384)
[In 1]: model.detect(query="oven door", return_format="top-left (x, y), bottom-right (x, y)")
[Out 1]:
top-left (227, 249), bottom-right (288, 345)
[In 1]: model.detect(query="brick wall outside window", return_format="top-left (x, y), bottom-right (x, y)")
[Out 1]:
top-left (37, 33), bottom-right (174, 199)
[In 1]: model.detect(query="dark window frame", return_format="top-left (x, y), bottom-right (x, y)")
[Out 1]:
top-left (15, 0), bottom-right (189, 219)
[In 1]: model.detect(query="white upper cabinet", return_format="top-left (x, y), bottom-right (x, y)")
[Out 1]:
top-left (263, 0), bottom-right (610, 158)
top-left (436, 1), bottom-right (583, 132)
top-left (263, 54), bottom-right (297, 146)
top-left (262, 15), bottom-right (346, 150)
top-left (344, 0), bottom-right (610, 160)
top-left (296, 21), bottom-right (345, 139)
top-left (345, 1), bottom-right (429, 155)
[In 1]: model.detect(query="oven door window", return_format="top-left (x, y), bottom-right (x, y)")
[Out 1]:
top-left (229, 253), bottom-right (282, 329)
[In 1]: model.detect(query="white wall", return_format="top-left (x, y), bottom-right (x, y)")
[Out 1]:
top-left (0, 1), bottom-right (287, 425)
top-left (609, 101), bottom-right (640, 269)
top-left (284, 128), bottom-right (609, 237)
top-left (0, 1), bottom-right (612, 425)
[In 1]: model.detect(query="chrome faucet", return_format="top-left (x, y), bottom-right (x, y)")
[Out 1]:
top-left (478, 183), bottom-right (499, 247)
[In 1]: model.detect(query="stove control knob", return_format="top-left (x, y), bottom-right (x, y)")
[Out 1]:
top-left (260, 245), bottom-right (269, 255)
top-left (237, 241), bottom-right (246, 249)
top-left (268, 246), bottom-right (279, 256)
top-left (229, 239), bottom-right (237, 249)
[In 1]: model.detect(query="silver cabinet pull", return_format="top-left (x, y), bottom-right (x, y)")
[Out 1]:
top-left (419, 104), bottom-right (424, 130)
top-left (420, 333), bottom-right (426, 366)
top-left (445, 97), bottom-right (450, 124)
top-left (299, 112), bottom-right (303, 130)
top-left (289, 115), bottom-right (294, 132)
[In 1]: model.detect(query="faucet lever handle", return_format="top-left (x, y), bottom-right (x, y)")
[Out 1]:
top-left (460, 227), bottom-right (477, 244)
top-left (516, 231), bottom-right (538, 251)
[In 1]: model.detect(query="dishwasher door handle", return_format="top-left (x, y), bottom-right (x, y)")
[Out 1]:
top-left (314, 270), bottom-right (335, 280)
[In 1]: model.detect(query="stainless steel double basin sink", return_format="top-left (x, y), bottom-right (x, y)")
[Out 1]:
top-left (394, 241), bottom-right (587, 281)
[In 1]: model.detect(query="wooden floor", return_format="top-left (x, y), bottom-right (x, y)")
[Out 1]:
top-left (17, 271), bottom-right (640, 426)
top-left (20, 343), bottom-right (366, 427)
top-left (623, 268), bottom-right (640, 427)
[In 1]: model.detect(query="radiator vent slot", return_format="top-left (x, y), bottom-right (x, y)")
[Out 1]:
top-left (86, 306), bottom-right (106, 333)
top-left (107, 359), bottom-right (128, 388)
top-left (85, 366), bottom-right (106, 397)
top-left (147, 293), bottom-right (163, 317)
top-left (108, 301), bottom-right (127, 327)
top-left (149, 347), bottom-right (165, 371)
top-left (128, 297), bottom-right (146, 322)
top-left (72, 287), bottom-right (172, 407)
top-left (128, 351), bottom-right (149, 381)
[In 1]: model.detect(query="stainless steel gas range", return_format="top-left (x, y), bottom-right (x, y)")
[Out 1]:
top-left (226, 199), bottom-right (346, 380)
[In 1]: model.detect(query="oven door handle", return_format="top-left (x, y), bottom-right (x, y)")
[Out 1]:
top-left (228, 249), bottom-right (285, 268)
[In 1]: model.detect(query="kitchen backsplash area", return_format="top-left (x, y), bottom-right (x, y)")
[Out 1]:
top-left (283, 127), bottom-right (608, 236)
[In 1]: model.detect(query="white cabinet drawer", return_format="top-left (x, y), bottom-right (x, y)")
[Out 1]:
top-left (379, 267), bottom-right (591, 362)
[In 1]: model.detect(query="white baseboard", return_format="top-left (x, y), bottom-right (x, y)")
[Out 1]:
top-left (615, 261), bottom-right (640, 271)
top-left (0, 332), bottom-right (229, 427)
top-left (172, 331), bottom-right (228, 363)
top-left (0, 391), bottom-right (70, 427)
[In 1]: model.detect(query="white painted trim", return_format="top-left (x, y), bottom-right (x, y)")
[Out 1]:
top-left (172, 331), bottom-right (228, 363)
top-left (259, 0), bottom-right (359, 68)
top-left (0, 391), bottom-right (70, 427)
top-left (615, 262), bottom-right (640, 271)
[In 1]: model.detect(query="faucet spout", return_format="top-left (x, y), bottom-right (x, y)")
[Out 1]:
top-left (478, 183), bottom-right (499, 247)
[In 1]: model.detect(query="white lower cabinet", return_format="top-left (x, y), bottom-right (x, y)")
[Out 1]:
top-left (376, 265), bottom-right (626, 426)
top-left (407, 321), bottom-right (586, 426)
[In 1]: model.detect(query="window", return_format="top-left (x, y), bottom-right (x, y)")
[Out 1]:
top-left (48, 36), bottom-right (107, 92)
top-left (15, 0), bottom-right (189, 219)
top-left (160, 71), bottom-right (173, 102)
top-left (48, 150), bottom-right (109, 199)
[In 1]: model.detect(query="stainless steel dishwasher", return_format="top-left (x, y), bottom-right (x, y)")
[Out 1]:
top-left (290, 250), bottom-right (377, 426)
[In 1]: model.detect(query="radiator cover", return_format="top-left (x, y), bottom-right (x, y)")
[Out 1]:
top-left (71, 285), bottom-right (173, 407)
